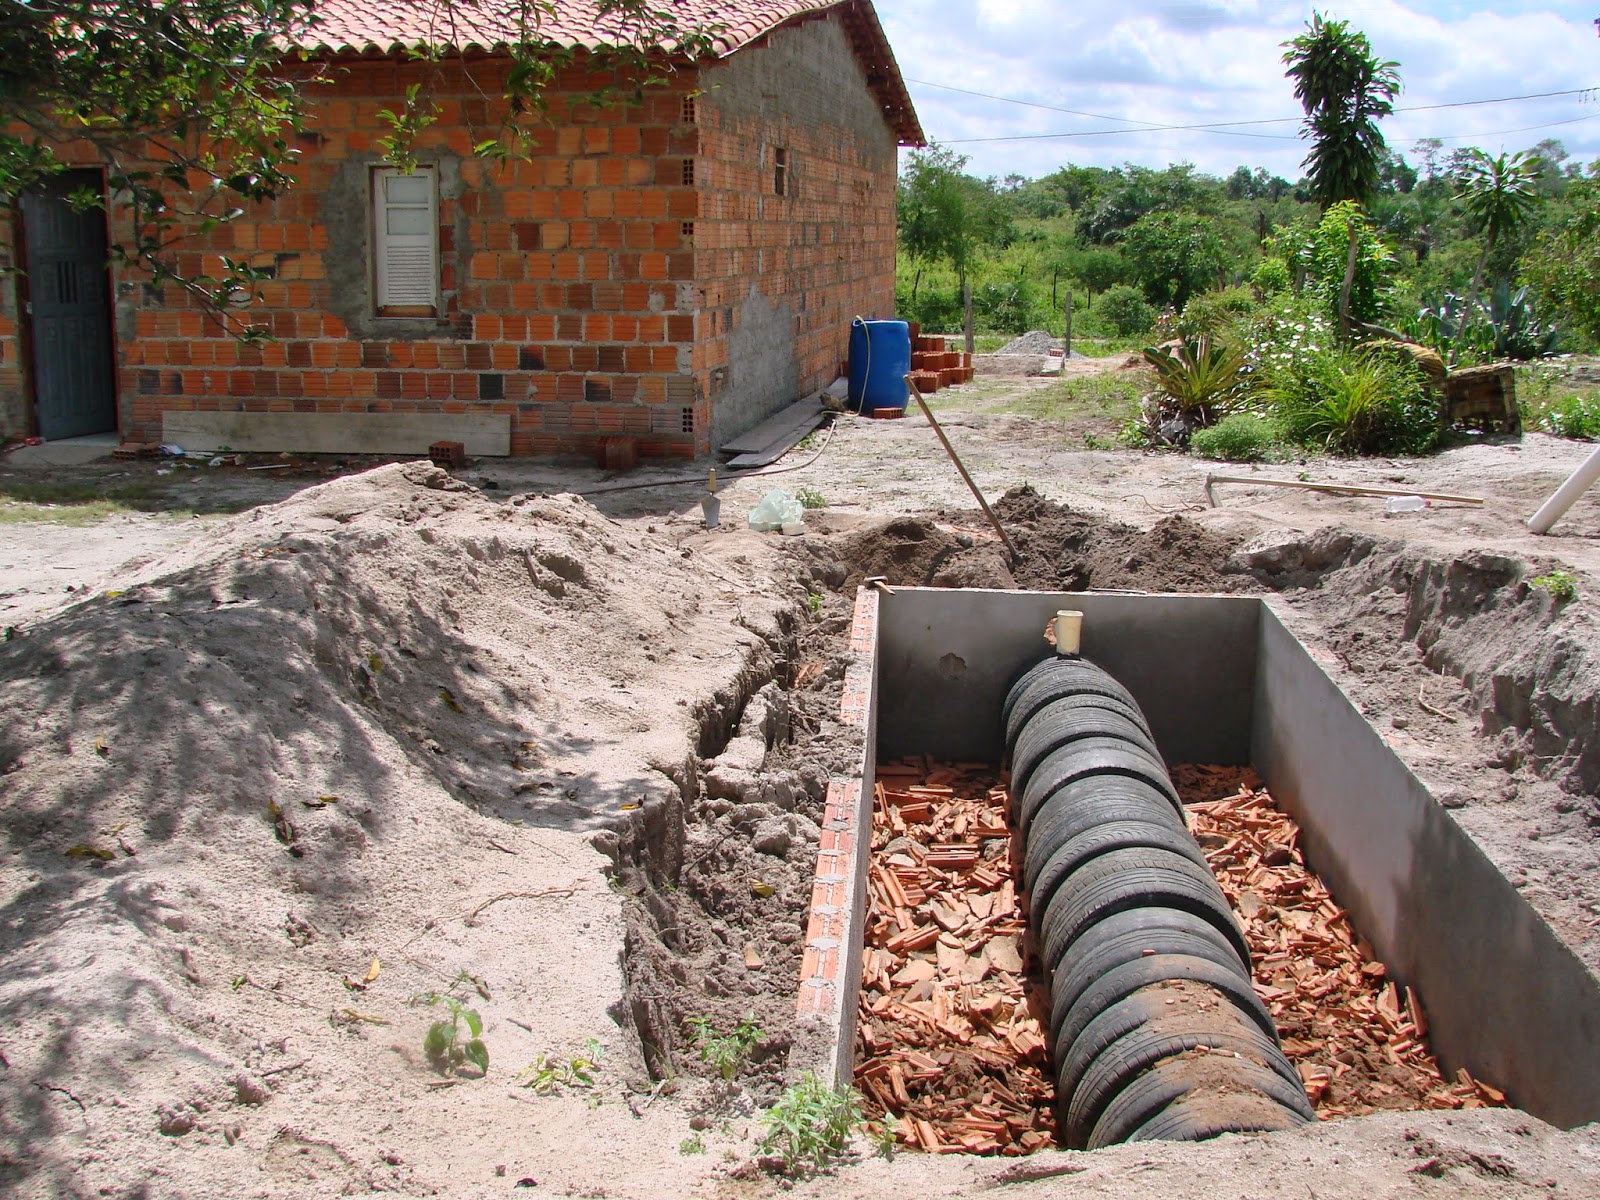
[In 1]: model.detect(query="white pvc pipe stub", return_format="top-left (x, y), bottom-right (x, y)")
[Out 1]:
top-left (1052, 609), bottom-right (1084, 656)
top-left (1527, 443), bottom-right (1600, 535)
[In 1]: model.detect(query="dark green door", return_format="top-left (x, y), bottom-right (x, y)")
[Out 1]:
top-left (21, 170), bottom-right (116, 440)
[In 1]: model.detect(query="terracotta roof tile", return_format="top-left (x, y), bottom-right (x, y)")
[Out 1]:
top-left (308, 0), bottom-right (822, 58)
top-left (300, 0), bottom-right (923, 143)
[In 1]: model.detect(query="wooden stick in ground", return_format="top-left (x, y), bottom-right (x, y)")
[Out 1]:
top-left (904, 373), bottom-right (1021, 564)
top-left (1205, 473), bottom-right (1485, 507)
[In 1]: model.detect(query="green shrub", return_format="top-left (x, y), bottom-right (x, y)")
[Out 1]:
top-left (1540, 394), bottom-right (1600, 440)
top-left (1191, 413), bottom-right (1280, 461)
top-left (1262, 345), bottom-right (1439, 456)
top-left (1142, 337), bottom-right (1253, 421)
top-left (1252, 257), bottom-right (1292, 296)
top-left (1179, 286), bottom-right (1259, 341)
top-left (758, 1074), bottom-right (862, 1176)
top-left (1097, 285), bottom-right (1156, 338)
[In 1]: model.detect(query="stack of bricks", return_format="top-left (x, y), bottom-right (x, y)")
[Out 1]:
top-left (908, 333), bottom-right (973, 394)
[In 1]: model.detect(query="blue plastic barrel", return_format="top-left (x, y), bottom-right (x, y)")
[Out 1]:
top-left (847, 318), bottom-right (911, 413)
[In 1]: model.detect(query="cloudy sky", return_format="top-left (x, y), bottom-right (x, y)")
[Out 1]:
top-left (874, 1), bottom-right (1600, 183)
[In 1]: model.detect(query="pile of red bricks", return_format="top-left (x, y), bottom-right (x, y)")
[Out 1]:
top-left (908, 331), bottom-right (973, 394)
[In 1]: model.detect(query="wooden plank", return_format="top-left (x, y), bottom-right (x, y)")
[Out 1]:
top-left (162, 411), bottom-right (512, 457)
top-left (720, 397), bottom-right (827, 465)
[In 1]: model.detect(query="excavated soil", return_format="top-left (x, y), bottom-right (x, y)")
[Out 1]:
top-left (3, 363), bottom-right (1600, 1196)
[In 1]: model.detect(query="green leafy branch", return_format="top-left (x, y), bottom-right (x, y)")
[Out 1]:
top-left (757, 1074), bottom-right (862, 1177)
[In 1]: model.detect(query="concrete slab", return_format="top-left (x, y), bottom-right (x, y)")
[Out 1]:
top-left (162, 411), bottom-right (511, 457)
top-left (3, 432), bottom-right (119, 467)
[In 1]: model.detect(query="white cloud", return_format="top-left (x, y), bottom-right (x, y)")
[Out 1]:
top-left (879, 0), bottom-right (1600, 181)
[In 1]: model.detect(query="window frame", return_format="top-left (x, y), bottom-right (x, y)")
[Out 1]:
top-left (371, 165), bottom-right (440, 319)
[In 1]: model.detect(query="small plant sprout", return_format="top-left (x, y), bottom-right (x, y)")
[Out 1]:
top-left (1531, 570), bottom-right (1578, 602)
top-left (419, 992), bottom-right (489, 1076)
top-left (678, 1133), bottom-right (706, 1155)
top-left (805, 592), bottom-right (823, 616)
top-left (517, 1038), bottom-right (604, 1094)
top-left (796, 488), bottom-right (827, 510)
top-left (687, 1013), bottom-right (762, 1081)
top-left (757, 1073), bottom-right (863, 1176)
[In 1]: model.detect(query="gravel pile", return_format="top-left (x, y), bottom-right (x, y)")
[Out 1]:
top-left (996, 330), bottom-right (1061, 355)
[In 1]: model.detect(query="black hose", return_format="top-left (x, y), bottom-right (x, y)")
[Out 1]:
top-left (564, 412), bottom-right (841, 497)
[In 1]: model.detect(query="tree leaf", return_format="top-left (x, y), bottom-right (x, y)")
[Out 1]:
top-left (464, 1039), bottom-right (489, 1074)
top-left (423, 1021), bottom-right (451, 1065)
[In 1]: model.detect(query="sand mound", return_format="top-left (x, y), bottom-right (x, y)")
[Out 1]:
top-left (0, 462), bottom-right (793, 1196)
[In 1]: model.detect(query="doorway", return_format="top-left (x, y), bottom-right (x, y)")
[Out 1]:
top-left (20, 169), bottom-right (117, 440)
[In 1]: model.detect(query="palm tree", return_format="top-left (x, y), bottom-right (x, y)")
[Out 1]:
top-left (1282, 15), bottom-right (1402, 210)
top-left (1458, 149), bottom-right (1540, 306)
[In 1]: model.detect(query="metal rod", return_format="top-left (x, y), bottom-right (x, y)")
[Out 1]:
top-left (1205, 473), bottom-right (1485, 507)
top-left (904, 373), bottom-right (1021, 563)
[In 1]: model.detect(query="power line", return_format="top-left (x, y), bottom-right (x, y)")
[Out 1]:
top-left (910, 77), bottom-right (1600, 145)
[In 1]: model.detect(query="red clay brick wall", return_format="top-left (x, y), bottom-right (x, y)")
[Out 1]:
top-left (695, 13), bottom-right (899, 444)
top-left (1, 55), bottom-right (710, 456)
top-left (1, 25), bottom-right (902, 457)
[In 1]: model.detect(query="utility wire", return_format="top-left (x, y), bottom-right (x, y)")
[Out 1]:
top-left (909, 77), bottom-right (1598, 126)
top-left (908, 77), bottom-right (1600, 145)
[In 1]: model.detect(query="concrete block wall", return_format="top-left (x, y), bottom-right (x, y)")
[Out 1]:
top-left (695, 14), bottom-right (899, 446)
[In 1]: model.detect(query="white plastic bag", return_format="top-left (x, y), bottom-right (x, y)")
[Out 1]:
top-left (747, 488), bottom-right (804, 531)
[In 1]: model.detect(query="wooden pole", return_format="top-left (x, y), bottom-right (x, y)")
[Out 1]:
top-left (962, 281), bottom-right (974, 356)
top-left (1064, 291), bottom-right (1073, 359)
top-left (1204, 473), bottom-right (1484, 507)
top-left (905, 374), bottom-right (1020, 563)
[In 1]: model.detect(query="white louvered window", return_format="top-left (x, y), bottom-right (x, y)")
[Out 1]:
top-left (373, 167), bottom-right (438, 317)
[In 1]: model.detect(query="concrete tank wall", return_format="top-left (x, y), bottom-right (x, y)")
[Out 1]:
top-left (861, 587), bottom-right (1600, 1129)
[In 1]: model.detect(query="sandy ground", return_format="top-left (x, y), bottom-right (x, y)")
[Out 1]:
top-left (2, 359), bottom-right (1599, 1198)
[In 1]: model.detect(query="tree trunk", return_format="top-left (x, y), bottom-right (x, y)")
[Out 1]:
top-left (1064, 291), bottom-right (1073, 359)
top-left (1337, 221), bottom-right (1360, 342)
top-left (1466, 243), bottom-right (1490, 313)
top-left (911, 265), bottom-right (922, 305)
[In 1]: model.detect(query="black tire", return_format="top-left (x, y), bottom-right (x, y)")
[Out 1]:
top-left (1025, 778), bottom-right (1188, 892)
top-left (1005, 689), bottom-right (1149, 759)
top-left (1028, 772), bottom-right (1186, 851)
top-left (1039, 847), bottom-right (1248, 972)
top-left (1128, 1091), bottom-right (1309, 1144)
top-left (1030, 820), bottom-right (1212, 925)
top-left (1051, 952), bottom-right (1278, 1071)
top-left (1018, 740), bottom-right (1181, 834)
top-left (1001, 657), bottom-right (1142, 739)
top-left (1062, 994), bottom-right (1300, 1146)
top-left (1010, 706), bottom-right (1163, 804)
top-left (1090, 1055), bottom-right (1314, 1149)
top-left (1046, 907), bottom-right (1248, 1034)
top-left (1054, 980), bottom-right (1272, 1124)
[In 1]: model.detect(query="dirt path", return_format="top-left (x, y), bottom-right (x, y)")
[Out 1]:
top-left (2, 362), bottom-right (1599, 1198)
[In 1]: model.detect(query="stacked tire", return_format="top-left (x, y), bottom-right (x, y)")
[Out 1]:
top-left (1004, 656), bottom-right (1315, 1149)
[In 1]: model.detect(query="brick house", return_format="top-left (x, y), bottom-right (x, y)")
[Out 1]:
top-left (0, 0), bottom-right (922, 458)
